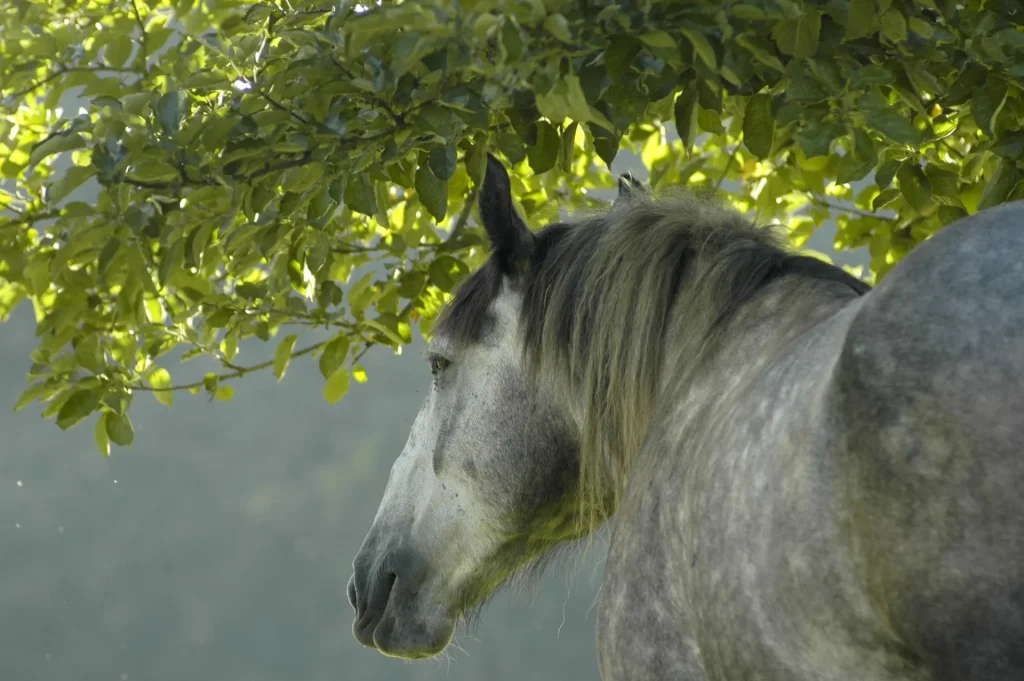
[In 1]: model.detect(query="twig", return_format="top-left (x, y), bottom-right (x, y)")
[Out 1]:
top-left (715, 139), bottom-right (742, 190)
top-left (132, 338), bottom-right (328, 393)
top-left (4, 65), bottom-right (140, 100)
top-left (131, 0), bottom-right (149, 66)
top-left (808, 195), bottom-right (898, 221)
top-left (0, 210), bottom-right (62, 228)
top-left (257, 88), bottom-right (311, 127)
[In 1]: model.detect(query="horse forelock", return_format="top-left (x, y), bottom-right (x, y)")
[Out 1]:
top-left (435, 189), bottom-right (871, 525)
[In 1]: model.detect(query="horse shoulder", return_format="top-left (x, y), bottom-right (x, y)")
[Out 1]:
top-left (831, 200), bottom-right (1024, 681)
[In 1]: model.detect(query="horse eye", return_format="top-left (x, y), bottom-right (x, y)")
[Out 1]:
top-left (429, 355), bottom-right (451, 375)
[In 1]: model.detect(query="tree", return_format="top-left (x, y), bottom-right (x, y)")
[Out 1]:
top-left (1, 0), bottom-right (1021, 455)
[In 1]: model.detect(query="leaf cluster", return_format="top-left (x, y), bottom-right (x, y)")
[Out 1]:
top-left (1, 0), bottom-right (1021, 453)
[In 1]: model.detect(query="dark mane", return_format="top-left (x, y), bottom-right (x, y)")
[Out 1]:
top-left (435, 189), bottom-right (870, 518)
top-left (436, 193), bottom-right (869, 350)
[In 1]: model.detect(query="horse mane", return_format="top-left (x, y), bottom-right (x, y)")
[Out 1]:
top-left (436, 189), bottom-right (870, 523)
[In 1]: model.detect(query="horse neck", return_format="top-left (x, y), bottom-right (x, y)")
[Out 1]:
top-left (666, 273), bottom-right (861, 395)
top-left (602, 273), bottom-right (861, 517)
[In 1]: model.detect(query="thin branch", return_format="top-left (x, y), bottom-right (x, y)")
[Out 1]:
top-left (246, 149), bottom-right (314, 182)
top-left (256, 87), bottom-right (311, 127)
top-left (132, 338), bottom-right (328, 393)
top-left (446, 181), bottom-right (480, 242)
top-left (0, 210), bottom-right (62, 228)
top-left (808, 195), bottom-right (899, 221)
top-left (715, 138), bottom-right (742, 190)
top-left (130, 0), bottom-right (149, 66)
top-left (4, 65), bottom-right (140, 100)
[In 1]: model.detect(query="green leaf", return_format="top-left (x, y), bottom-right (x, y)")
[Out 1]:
top-left (734, 35), bottom-right (785, 73)
top-left (848, 65), bottom-right (894, 91)
top-left (837, 153), bottom-right (876, 184)
top-left (604, 38), bottom-right (641, 79)
top-left (844, 0), bottom-right (878, 41)
top-left (590, 124), bottom-right (620, 167)
top-left (57, 389), bottom-right (99, 430)
top-left (428, 144), bottom-right (457, 181)
top-left (323, 368), bottom-right (350, 404)
top-left (74, 334), bottom-right (104, 373)
top-left (772, 10), bottom-right (822, 58)
top-left (697, 107), bottom-right (723, 134)
top-left (415, 163), bottom-right (448, 221)
top-left (106, 34), bottom-right (134, 68)
top-left (924, 165), bottom-right (959, 198)
top-left (861, 105), bottom-right (921, 146)
top-left (795, 120), bottom-right (843, 158)
top-left (674, 88), bottom-right (699, 151)
top-left (428, 255), bottom-right (461, 292)
top-left (742, 94), bottom-right (774, 159)
top-left (876, 159), bottom-right (901, 189)
top-left (937, 205), bottom-right (969, 226)
top-left (103, 411), bottom-right (135, 446)
top-left (344, 175), bottom-right (380, 219)
top-left (639, 31), bottom-right (677, 50)
top-left (274, 334), bottom-right (298, 381)
top-left (535, 74), bottom-right (613, 131)
top-left (417, 103), bottom-right (458, 138)
top-left (15, 382), bottom-right (55, 412)
top-left (837, 128), bottom-right (878, 184)
top-left (559, 121), bottom-right (579, 172)
top-left (973, 76), bottom-right (1008, 138)
top-left (543, 13), bottom-right (573, 42)
top-left (156, 91), bottom-right (183, 135)
top-left (872, 187), bottom-right (901, 211)
top-left (880, 9), bottom-right (907, 44)
top-left (130, 160), bottom-right (179, 181)
top-left (896, 164), bottom-right (932, 210)
top-left (49, 165), bottom-right (96, 204)
top-left (319, 335), bottom-right (351, 379)
top-left (94, 415), bottom-right (110, 457)
top-left (527, 120), bottom-right (560, 174)
top-left (908, 17), bottom-right (933, 39)
top-left (680, 28), bottom-right (715, 69)
top-left (147, 368), bottom-right (173, 406)
top-left (214, 385), bottom-right (235, 401)
top-left (29, 133), bottom-right (87, 168)
top-left (281, 162), bottom-right (324, 193)
top-left (978, 160), bottom-right (1020, 212)
top-left (466, 139), bottom-right (487, 185)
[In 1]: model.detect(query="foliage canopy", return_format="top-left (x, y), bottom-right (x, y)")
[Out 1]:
top-left (1, 0), bottom-right (1022, 454)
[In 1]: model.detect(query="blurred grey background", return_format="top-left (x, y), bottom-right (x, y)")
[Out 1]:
top-left (0, 116), bottom-right (868, 681)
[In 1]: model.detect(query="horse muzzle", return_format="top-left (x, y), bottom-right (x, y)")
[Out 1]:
top-left (347, 545), bottom-right (455, 659)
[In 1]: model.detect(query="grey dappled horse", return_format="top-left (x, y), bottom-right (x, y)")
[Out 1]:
top-left (349, 155), bottom-right (1024, 681)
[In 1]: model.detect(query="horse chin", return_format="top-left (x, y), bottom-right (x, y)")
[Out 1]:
top-left (353, 588), bottom-right (456, 660)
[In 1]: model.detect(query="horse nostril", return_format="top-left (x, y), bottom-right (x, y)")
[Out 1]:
top-left (347, 575), bottom-right (358, 611)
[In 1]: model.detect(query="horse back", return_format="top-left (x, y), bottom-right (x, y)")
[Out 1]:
top-left (833, 200), bottom-right (1024, 680)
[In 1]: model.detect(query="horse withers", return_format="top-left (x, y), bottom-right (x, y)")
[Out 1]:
top-left (348, 154), bottom-right (1024, 680)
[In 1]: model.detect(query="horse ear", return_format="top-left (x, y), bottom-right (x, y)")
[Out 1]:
top-left (480, 154), bottom-right (535, 274)
top-left (614, 171), bottom-right (648, 206)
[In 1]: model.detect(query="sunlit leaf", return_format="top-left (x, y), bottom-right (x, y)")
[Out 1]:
top-left (147, 368), bottom-right (173, 407)
top-left (274, 334), bottom-right (298, 381)
top-left (323, 368), bottom-right (350, 405)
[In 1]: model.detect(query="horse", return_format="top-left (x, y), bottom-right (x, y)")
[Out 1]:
top-left (347, 154), bottom-right (1024, 680)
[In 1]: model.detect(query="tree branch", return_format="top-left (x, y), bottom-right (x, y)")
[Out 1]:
top-left (0, 210), bottom-right (62, 228)
top-left (130, 0), bottom-right (149, 66)
top-left (808, 195), bottom-right (899, 221)
top-left (714, 138), bottom-right (743, 190)
top-left (132, 338), bottom-right (328, 393)
top-left (4, 65), bottom-right (141, 100)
